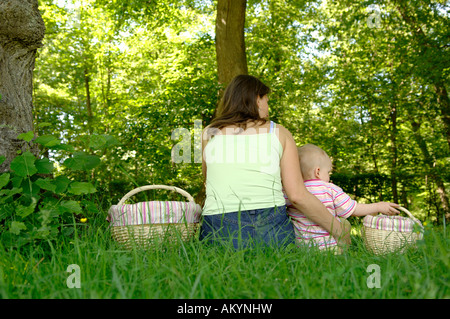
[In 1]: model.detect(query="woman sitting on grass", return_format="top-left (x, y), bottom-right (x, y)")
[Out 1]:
top-left (199, 74), bottom-right (350, 249)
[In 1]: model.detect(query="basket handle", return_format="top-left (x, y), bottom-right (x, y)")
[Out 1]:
top-left (117, 185), bottom-right (195, 205)
top-left (398, 207), bottom-right (424, 231)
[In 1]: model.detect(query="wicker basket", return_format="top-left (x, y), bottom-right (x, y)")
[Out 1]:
top-left (107, 185), bottom-right (202, 249)
top-left (362, 207), bottom-right (424, 255)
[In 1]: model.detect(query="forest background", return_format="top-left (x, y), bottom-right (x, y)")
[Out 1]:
top-left (0, 0), bottom-right (448, 300)
top-left (2, 0), bottom-right (450, 232)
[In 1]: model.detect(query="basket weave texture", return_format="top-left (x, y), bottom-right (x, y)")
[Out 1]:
top-left (362, 207), bottom-right (424, 255)
top-left (107, 185), bottom-right (202, 249)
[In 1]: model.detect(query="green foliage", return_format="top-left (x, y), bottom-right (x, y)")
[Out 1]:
top-left (0, 132), bottom-right (107, 251)
top-left (10, 152), bottom-right (38, 177)
top-left (33, 0), bottom-right (449, 224)
top-left (1, 3), bottom-right (448, 300)
top-left (34, 0), bottom-right (218, 206)
top-left (331, 172), bottom-right (423, 205)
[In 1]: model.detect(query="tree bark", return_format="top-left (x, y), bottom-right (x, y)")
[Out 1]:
top-left (434, 82), bottom-right (450, 150)
top-left (390, 102), bottom-right (398, 203)
top-left (215, 0), bottom-right (248, 86)
top-left (0, 0), bottom-right (45, 172)
top-left (84, 65), bottom-right (93, 134)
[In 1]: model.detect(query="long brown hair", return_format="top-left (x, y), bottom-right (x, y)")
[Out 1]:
top-left (209, 75), bottom-right (270, 130)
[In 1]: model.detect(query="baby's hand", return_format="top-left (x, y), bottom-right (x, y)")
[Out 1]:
top-left (377, 202), bottom-right (400, 216)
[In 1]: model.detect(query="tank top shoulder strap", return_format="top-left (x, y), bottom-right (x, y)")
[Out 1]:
top-left (269, 120), bottom-right (275, 133)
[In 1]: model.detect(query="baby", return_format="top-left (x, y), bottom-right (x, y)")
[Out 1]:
top-left (285, 143), bottom-right (399, 252)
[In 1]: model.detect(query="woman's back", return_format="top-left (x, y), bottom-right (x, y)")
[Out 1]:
top-left (199, 74), bottom-right (349, 249)
top-left (202, 120), bottom-right (285, 215)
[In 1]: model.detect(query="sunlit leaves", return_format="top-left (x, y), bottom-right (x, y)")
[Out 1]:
top-left (35, 135), bottom-right (60, 148)
top-left (85, 134), bottom-right (120, 150)
top-left (17, 131), bottom-right (34, 143)
top-left (32, 0), bottom-right (448, 218)
top-left (68, 182), bottom-right (97, 195)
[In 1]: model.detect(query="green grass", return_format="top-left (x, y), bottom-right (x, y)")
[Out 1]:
top-left (0, 220), bottom-right (448, 299)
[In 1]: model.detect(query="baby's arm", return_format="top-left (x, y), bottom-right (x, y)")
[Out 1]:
top-left (352, 202), bottom-right (400, 217)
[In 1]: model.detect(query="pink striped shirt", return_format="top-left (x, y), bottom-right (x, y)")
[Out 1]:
top-left (284, 179), bottom-right (356, 249)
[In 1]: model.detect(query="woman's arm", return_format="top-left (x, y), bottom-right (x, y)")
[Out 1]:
top-left (201, 126), bottom-right (212, 178)
top-left (277, 125), bottom-right (350, 247)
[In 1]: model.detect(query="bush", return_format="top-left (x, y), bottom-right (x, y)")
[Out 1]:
top-left (0, 132), bottom-right (115, 251)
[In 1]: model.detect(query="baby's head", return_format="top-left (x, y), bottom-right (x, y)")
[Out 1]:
top-left (297, 144), bottom-right (332, 182)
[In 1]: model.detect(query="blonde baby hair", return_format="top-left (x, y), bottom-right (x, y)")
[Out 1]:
top-left (297, 144), bottom-right (331, 180)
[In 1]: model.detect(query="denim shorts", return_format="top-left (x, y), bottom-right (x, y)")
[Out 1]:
top-left (199, 205), bottom-right (295, 249)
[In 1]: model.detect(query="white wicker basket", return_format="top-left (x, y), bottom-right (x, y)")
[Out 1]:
top-left (362, 207), bottom-right (424, 255)
top-left (107, 185), bottom-right (202, 249)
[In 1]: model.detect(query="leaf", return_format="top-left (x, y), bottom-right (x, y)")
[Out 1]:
top-left (21, 178), bottom-right (40, 199)
top-left (82, 199), bottom-right (99, 214)
top-left (68, 182), bottom-right (97, 195)
top-left (17, 131), bottom-right (34, 142)
top-left (10, 221), bottom-right (27, 235)
top-left (60, 200), bottom-right (82, 213)
top-left (64, 152), bottom-right (101, 171)
top-left (53, 175), bottom-right (71, 194)
top-left (49, 143), bottom-right (75, 152)
top-left (11, 176), bottom-right (23, 188)
top-left (34, 178), bottom-right (57, 193)
top-left (35, 158), bottom-right (54, 174)
top-left (10, 151), bottom-right (37, 177)
top-left (0, 156), bottom-right (5, 165)
top-left (0, 173), bottom-right (10, 189)
top-left (88, 134), bottom-right (108, 150)
top-left (17, 197), bottom-right (37, 218)
top-left (37, 122), bottom-right (52, 128)
top-left (89, 134), bottom-right (120, 150)
top-left (0, 187), bottom-right (22, 200)
top-left (103, 135), bottom-right (120, 148)
top-left (35, 135), bottom-right (60, 148)
top-left (0, 202), bottom-right (14, 222)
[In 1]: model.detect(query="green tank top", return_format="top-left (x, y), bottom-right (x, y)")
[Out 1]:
top-left (202, 121), bottom-right (285, 215)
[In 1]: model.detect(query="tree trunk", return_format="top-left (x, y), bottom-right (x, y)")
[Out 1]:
top-left (215, 0), bottom-right (248, 86)
top-left (390, 102), bottom-right (399, 203)
top-left (434, 82), bottom-right (450, 150)
top-left (84, 65), bottom-right (93, 134)
top-left (0, 0), bottom-right (45, 172)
